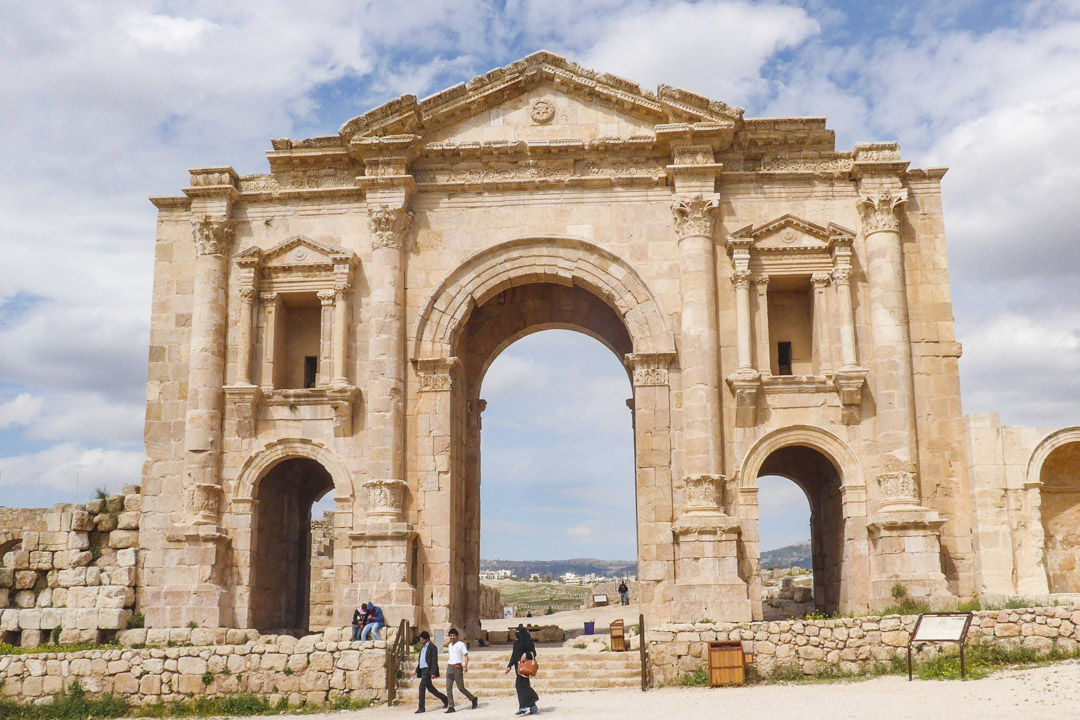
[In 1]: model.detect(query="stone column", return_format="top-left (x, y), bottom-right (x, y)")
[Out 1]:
top-left (811, 272), bottom-right (833, 375)
top-left (753, 275), bottom-right (770, 374)
top-left (732, 270), bottom-right (754, 373)
top-left (236, 286), bottom-right (257, 385)
top-left (366, 205), bottom-right (412, 491)
top-left (671, 194), bottom-right (724, 477)
top-left (317, 289), bottom-right (335, 387)
top-left (857, 186), bottom-right (919, 477)
top-left (260, 293), bottom-right (280, 391)
top-left (331, 286), bottom-right (350, 385)
top-left (184, 217), bottom-right (235, 525)
top-left (832, 266), bottom-right (858, 369)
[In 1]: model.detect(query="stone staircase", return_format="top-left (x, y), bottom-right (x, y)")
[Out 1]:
top-left (396, 645), bottom-right (642, 699)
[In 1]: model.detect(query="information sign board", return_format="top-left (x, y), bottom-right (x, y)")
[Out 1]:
top-left (912, 614), bottom-right (969, 642)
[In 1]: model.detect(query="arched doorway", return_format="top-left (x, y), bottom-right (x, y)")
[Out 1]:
top-left (250, 457), bottom-right (334, 633)
top-left (756, 475), bottom-right (814, 619)
top-left (1039, 440), bottom-right (1080, 593)
top-left (756, 447), bottom-right (844, 615)
top-left (454, 283), bottom-right (635, 633)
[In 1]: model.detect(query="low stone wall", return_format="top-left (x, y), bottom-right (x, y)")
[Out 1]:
top-left (647, 606), bottom-right (1080, 685)
top-left (0, 629), bottom-right (390, 706)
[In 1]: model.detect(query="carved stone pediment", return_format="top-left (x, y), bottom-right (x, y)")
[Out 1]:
top-left (729, 214), bottom-right (855, 254)
top-left (236, 235), bottom-right (354, 272)
top-left (338, 51), bottom-right (744, 144)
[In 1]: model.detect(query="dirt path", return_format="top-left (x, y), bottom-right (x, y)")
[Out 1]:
top-left (310, 659), bottom-right (1080, 719)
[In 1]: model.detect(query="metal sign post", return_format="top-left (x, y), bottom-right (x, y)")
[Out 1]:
top-left (907, 612), bottom-right (974, 680)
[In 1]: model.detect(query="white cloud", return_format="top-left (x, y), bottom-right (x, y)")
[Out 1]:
top-left (581, 1), bottom-right (819, 102)
top-left (0, 443), bottom-right (143, 495)
top-left (122, 12), bottom-right (216, 53)
top-left (0, 394), bottom-right (44, 430)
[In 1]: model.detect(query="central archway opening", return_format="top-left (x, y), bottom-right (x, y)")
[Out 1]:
top-left (1040, 440), bottom-right (1080, 593)
top-left (452, 282), bottom-right (638, 631)
top-left (756, 446), bottom-right (843, 616)
top-left (251, 457), bottom-right (334, 633)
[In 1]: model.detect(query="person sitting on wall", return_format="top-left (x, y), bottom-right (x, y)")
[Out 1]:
top-left (351, 602), bottom-right (369, 642)
top-left (361, 601), bottom-right (386, 641)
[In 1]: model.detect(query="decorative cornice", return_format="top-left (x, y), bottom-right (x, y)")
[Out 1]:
top-left (671, 194), bottom-right (720, 240)
top-left (192, 217), bottom-right (236, 257)
top-left (368, 205), bottom-right (414, 251)
top-left (857, 187), bottom-right (908, 235)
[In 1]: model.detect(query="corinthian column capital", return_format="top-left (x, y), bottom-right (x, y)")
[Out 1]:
top-left (857, 187), bottom-right (908, 235)
top-left (192, 217), bottom-right (236, 257)
top-left (368, 204), bottom-right (414, 250)
top-left (671, 194), bottom-right (720, 240)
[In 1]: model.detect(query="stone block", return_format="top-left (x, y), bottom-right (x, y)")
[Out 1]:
top-left (14, 570), bottom-right (38, 590)
top-left (117, 511), bottom-right (140, 530)
top-left (109, 531), bottom-right (139, 549)
top-left (94, 513), bottom-right (118, 531)
top-left (71, 510), bottom-right (94, 532)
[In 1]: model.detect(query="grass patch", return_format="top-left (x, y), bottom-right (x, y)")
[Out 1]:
top-left (0, 642), bottom-right (120, 656)
top-left (486, 579), bottom-right (591, 615)
top-left (674, 668), bottom-right (710, 687)
top-left (0, 684), bottom-right (374, 720)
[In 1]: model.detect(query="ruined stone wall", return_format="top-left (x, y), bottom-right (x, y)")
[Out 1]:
top-left (647, 605), bottom-right (1080, 685)
top-left (478, 583), bottom-right (503, 619)
top-left (309, 515), bottom-right (334, 631)
top-left (0, 627), bottom-right (389, 706)
top-left (0, 487), bottom-right (141, 646)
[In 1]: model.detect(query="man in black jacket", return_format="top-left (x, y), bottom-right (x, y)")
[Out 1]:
top-left (415, 631), bottom-right (448, 713)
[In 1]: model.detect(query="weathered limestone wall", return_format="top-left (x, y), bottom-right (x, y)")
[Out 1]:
top-left (0, 628), bottom-right (389, 706)
top-left (309, 516), bottom-right (335, 631)
top-left (479, 583), bottom-right (503, 620)
top-left (1, 487), bottom-right (141, 646)
top-left (648, 605), bottom-right (1080, 685)
top-left (964, 414), bottom-right (1080, 598)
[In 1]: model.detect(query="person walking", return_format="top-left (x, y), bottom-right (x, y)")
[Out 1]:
top-left (351, 603), bottom-right (369, 642)
top-left (505, 625), bottom-right (539, 715)
top-left (360, 601), bottom-right (385, 641)
top-left (444, 628), bottom-right (478, 712)
top-left (618, 580), bottom-right (630, 606)
top-left (415, 631), bottom-right (448, 714)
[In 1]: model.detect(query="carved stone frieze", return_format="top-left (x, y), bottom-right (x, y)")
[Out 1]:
top-left (368, 205), bottom-right (413, 251)
top-left (731, 269), bottom-right (753, 290)
top-left (857, 188), bottom-right (908, 235)
top-left (364, 479), bottom-right (407, 520)
top-left (416, 357), bottom-right (460, 392)
top-left (625, 352), bottom-right (676, 387)
top-left (831, 266), bottom-right (853, 285)
top-left (878, 471), bottom-right (919, 507)
top-left (530, 97), bottom-right (556, 124)
top-left (192, 217), bottom-right (236, 257)
top-left (811, 272), bottom-right (831, 288)
top-left (186, 483), bottom-right (222, 524)
top-left (684, 474), bottom-right (726, 513)
top-left (671, 194), bottom-right (720, 239)
top-left (758, 158), bottom-right (854, 173)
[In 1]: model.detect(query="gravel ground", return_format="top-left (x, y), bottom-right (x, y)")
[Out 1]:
top-left (302, 659), bottom-right (1080, 720)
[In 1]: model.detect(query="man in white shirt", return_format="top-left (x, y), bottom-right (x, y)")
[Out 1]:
top-left (444, 628), bottom-right (478, 712)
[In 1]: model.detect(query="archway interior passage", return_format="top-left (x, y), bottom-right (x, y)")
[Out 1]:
top-left (454, 282), bottom-right (637, 623)
top-left (757, 446), bottom-right (843, 616)
top-left (251, 457), bottom-right (334, 633)
top-left (757, 475), bottom-right (813, 619)
top-left (1040, 440), bottom-right (1080, 593)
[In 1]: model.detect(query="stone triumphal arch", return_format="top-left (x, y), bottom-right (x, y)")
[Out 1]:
top-left (134, 51), bottom-right (1080, 635)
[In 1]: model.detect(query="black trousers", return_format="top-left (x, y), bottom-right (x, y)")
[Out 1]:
top-left (417, 668), bottom-right (447, 710)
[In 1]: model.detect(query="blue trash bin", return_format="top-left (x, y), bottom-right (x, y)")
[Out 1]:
top-left (584, 621), bottom-right (595, 635)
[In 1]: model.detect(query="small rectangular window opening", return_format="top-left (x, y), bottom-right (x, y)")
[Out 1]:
top-left (777, 342), bottom-right (793, 376)
top-left (303, 356), bottom-right (318, 389)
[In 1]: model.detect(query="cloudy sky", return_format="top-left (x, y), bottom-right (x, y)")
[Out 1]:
top-left (1, 1), bottom-right (1078, 559)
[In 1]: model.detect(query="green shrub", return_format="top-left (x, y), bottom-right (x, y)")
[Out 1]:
top-left (201, 671), bottom-right (214, 686)
top-left (675, 667), bottom-right (709, 687)
top-left (127, 611), bottom-right (145, 629)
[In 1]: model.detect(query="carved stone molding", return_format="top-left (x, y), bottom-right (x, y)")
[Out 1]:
top-left (731, 269), bottom-right (753, 290)
top-left (857, 188), bottom-right (908, 235)
top-left (625, 352), bottom-right (676, 387)
top-left (811, 272), bottom-right (832, 288)
top-left (752, 274), bottom-right (770, 291)
top-left (684, 474), bottom-right (726, 513)
top-left (671, 194), bottom-right (720, 239)
top-left (727, 371), bottom-right (761, 428)
top-left (186, 482), bottom-right (222, 524)
top-left (831, 266), bottom-right (853, 285)
top-left (192, 217), bottom-right (236, 257)
top-left (416, 357), bottom-right (460, 392)
top-left (326, 384), bottom-right (359, 437)
top-left (368, 204), bottom-right (413, 251)
top-left (317, 289), bottom-right (336, 306)
top-left (877, 471), bottom-right (919, 507)
top-left (834, 367), bottom-right (868, 425)
top-left (224, 385), bottom-right (261, 438)
top-left (364, 478), bottom-right (407, 520)
top-left (239, 286), bottom-right (258, 304)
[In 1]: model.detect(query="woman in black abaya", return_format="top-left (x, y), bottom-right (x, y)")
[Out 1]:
top-left (505, 624), bottom-right (539, 715)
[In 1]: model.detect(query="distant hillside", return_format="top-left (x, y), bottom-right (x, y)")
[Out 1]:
top-left (481, 558), bottom-right (636, 578)
top-left (760, 541), bottom-right (812, 569)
